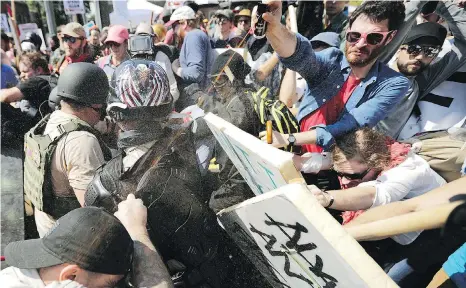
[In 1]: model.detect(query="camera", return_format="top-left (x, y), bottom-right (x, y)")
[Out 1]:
top-left (128, 34), bottom-right (154, 58)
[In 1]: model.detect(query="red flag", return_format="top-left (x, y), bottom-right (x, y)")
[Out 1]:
top-left (6, 3), bottom-right (12, 17)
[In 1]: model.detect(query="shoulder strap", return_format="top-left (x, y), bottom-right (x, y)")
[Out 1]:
top-left (225, 95), bottom-right (240, 110)
top-left (44, 117), bottom-right (112, 161)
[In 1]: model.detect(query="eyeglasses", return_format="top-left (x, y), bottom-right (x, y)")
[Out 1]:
top-left (346, 30), bottom-right (394, 46)
top-left (401, 44), bottom-right (441, 58)
top-left (238, 18), bottom-right (250, 24)
top-left (63, 35), bottom-right (83, 44)
top-left (336, 168), bottom-right (371, 180)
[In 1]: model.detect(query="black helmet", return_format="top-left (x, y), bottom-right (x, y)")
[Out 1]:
top-left (107, 59), bottom-right (173, 121)
top-left (57, 63), bottom-right (109, 105)
top-left (48, 87), bottom-right (61, 110)
top-left (23, 32), bottom-right (42, 50)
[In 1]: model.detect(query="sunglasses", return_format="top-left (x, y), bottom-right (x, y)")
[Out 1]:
top-left (107, 41), bottom-right (121, 48)
top-left (336, 168), bottom-right (371, 180)
top-left (401, 44), bottom-right (441, 58)
top-left (346, 30), bottom-right (394, 46)
top-left (238, 18), bottom-right (250, 24)
top-left (63, 35), bottom-right (83, 44)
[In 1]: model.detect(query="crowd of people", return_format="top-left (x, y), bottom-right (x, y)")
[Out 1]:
top-left (0, 0), bottom-right (465, 287)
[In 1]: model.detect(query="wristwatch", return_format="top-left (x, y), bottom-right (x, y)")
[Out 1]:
top-left (287, 134), bottom-right (296, 147)
top-left (324, 192), bottom-right (334, 208)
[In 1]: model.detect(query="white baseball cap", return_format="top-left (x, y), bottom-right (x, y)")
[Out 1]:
top-left (170, 6), bottom-right (196, 21)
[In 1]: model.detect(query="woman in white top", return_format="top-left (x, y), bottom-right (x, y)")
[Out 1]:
top-left (308, 128), bottom-right (446, 245)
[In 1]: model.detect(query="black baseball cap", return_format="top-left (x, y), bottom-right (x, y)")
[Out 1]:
top-left (210, 49), bottom-right (251, 81)
top-left (5, 207), bottom-right (133, 275)
top-left (403, 22), bottom-right (447, 46)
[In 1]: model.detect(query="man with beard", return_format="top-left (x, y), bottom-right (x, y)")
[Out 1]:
top-left (54, 23), bottom-right (93, 75)
top-left (376, 1), bottom-right (466, 139)
top-left (259, 1), bottom-right (409, 153)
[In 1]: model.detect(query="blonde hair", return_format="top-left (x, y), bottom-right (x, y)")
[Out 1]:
top-left (152, 24), bottom-right (167, 42)
top-left (332, 128), bottom-right (391, 171)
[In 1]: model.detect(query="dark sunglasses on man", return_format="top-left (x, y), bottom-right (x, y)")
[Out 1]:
top-left (237, 18), bottom-right (250, 24)
top-left (346, 30), bottom-right (394, 46)
top-left (336, 168), bottom-right (371, 180)
top-left (63, 35), bottom-right (83, 44)
top-left (401, 44), bottom-right (441, 58)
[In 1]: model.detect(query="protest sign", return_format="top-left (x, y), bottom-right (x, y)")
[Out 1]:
top-left (18, 23), bottom-right (46, 51)
top-left (18, 23), bottom-right (38, 38)
top-left (218, 183), bottom-right (398, 288)
top-left (204, 113), bottom-right (304, 195)
top-left (83, 21), bottom-right (96, 37)
top-left (1, 14), bottom-right (10, 33)
top-left (64, 0), bottom-right (85, 15)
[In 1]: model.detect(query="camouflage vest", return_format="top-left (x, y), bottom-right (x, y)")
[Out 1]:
top-left (24, 114), bottom-right (111, 218)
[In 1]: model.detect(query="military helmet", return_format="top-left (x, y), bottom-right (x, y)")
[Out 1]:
top-left (107, 59), bottom-right (173, 121)
top-left (56, 62), bottom-right (109, 105)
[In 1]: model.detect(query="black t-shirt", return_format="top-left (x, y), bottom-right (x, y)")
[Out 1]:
top-left (17, 75), bottom-right (51, 110)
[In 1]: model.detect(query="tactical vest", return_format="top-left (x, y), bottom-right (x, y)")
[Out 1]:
top-left (86, 125), bottom-right (268, 288)
top-left (24, 114), bottom-right (112, 219)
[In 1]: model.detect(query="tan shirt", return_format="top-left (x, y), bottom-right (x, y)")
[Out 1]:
top-left (35, 110), bottom-right (105, 237)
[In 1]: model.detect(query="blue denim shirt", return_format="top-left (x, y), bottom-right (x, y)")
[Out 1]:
top-left (280, 33), bottom-right (409, 150)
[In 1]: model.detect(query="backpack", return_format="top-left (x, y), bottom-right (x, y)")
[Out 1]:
top-left (36, 74), bottom-right (59, 113)
top-left (37, 74), bottom-right (59, 90)
top-left (403, 128), bottom-right (466, 182)
top-left (251, 87), bottom-right (301, 153)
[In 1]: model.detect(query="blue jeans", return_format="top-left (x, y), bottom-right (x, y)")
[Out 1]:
top-left (387, 259), bottom-right (415, 284)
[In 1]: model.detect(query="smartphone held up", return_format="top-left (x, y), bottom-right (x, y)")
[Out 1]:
top-left (253, 3), bottom-right (268, 39)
